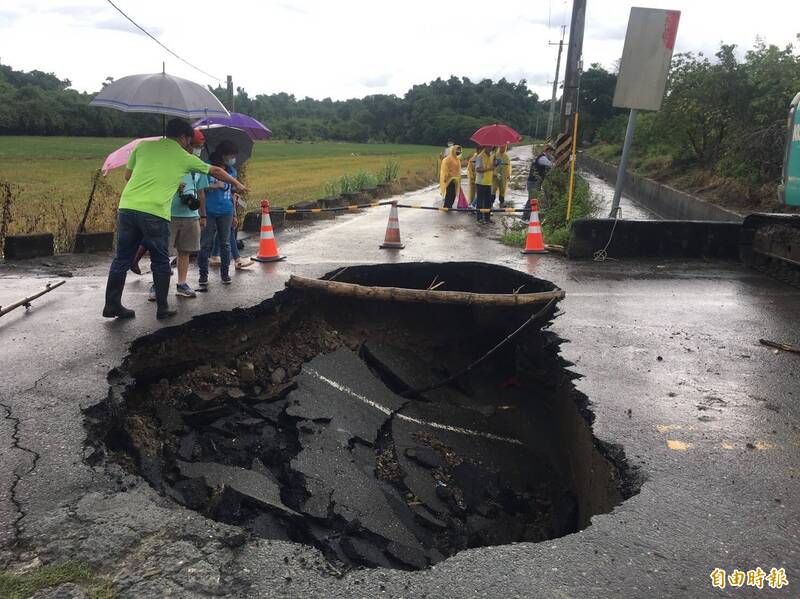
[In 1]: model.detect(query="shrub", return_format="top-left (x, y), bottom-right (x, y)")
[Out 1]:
top-left (377, 159), bottom-right (400, 183)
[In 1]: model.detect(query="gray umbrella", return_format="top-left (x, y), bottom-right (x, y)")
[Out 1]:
top-left (198, 125), bottom-right (254, 166)
top-left (90, 69), bottom-right (229, 119)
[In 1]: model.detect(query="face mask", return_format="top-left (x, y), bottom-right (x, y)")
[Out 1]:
top-left (192, 148), bottom-right (202, 157)
top-left (225, 157), bottom-right (236, 166)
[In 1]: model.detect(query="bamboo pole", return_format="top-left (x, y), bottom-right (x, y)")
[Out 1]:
top-left (759, 338), bottom-right (800, 355)
top-left (566, 112), bottom-right (580, 221)
top-left (286, 275), bottom-right (564, 307)
top-left (0, 280), bottom-right (66, 317)
top-left (75, 169), bottom-right (101, 242)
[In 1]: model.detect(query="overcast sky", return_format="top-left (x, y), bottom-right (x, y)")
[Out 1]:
top-left (1, 1), bottom-right (798, 101)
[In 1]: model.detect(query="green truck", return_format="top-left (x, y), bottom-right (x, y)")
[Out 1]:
top-left (741, 92), bottom-right (800, 283)
top-left (779, 91), bottom-right (800, 207)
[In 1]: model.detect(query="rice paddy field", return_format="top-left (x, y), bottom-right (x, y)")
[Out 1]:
top-left (0, 136), bottom-right (441, 252)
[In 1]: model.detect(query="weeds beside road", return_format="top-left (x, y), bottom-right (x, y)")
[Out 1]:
top-left (502, 169), bottom-right (596, 248)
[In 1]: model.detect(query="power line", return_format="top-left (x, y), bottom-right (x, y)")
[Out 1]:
top-left (106, 0), bottom-right (220, 82)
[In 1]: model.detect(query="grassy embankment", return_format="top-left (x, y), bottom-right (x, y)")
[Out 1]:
top-left (584, 142), bottom-right (792, 214)
top-left (0, 137), bottom-right (440, 252)
top-left (501, 167), bottom-right (596, 248)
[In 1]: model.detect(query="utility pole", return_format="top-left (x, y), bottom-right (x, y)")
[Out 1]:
top-left (226, 75), bottom-right (234, 112)
top-left (534, 113), bottom-right (541, 139)
top-left (546, 26), bottom-right (566, 140)
top-left (560, 0), bottom-right (587, 135)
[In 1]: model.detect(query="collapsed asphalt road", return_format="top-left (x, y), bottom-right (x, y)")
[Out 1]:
top-left (1, 150), bottom-right (799, 597)
top-left (85, 263), bottom-right (638, 573)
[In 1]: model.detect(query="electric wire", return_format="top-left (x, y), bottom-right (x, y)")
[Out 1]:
top-left (106, 0), bottom-right (221, 82)
top-left (401, 298), bottom-right (559, 398)
top-left (593, 206), bottom-right (622, 262)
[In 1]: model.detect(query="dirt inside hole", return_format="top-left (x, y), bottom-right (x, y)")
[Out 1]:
top-left (85, 262), bottom-right (641, 572)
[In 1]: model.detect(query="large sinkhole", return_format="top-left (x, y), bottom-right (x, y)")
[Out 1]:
top-left (85, 262), bottom-right (641, 571)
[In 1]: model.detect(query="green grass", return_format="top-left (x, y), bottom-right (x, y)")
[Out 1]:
top-left (0, 561), bottom-right (116, 599)
top-left (0, 136), bottom-right (440, 252)
top-left (501, 170), bottom-right (597, 248)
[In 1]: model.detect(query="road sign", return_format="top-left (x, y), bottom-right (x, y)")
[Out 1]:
top-left (613, 8), bottom-right (681, 111)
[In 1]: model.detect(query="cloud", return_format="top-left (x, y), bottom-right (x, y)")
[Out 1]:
top-left (91, 16), bottom-right (163, 37)
top-left (275, 1), bottom-right (310, 15)
top-left (0, 10), bottom-right (21, 27)
top-left (361, 73), bottom-right (392, 88)
top-left (46, 4), bottom-right (103, 18)
top-left (587, 22), bottom-right (626, 42)
top-left (521, 14), bottom-right (553, 27)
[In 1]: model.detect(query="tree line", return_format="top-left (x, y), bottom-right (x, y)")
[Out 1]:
top-left (0, 63), bottom-right (549, 145)
top-left (579, 39), bottom-right (800, 188)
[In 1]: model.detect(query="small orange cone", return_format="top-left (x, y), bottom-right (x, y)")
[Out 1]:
top-left (379, 202), bottom-right (405, 249)
top-left (253, 199), bottom-right (286, 262)
top-left (521, 198), bottom-right (547, 254)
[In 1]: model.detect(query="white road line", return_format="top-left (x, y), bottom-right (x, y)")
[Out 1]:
top-left (306, 369), bottom-right (523, 446)
top-left (309, 369), bottom-right (392, 416)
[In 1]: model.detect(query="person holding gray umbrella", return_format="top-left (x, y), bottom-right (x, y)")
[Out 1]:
top-left (91, 68), bottom-right (247, 319)
top-left (102, 118), bottom-right (247, 320)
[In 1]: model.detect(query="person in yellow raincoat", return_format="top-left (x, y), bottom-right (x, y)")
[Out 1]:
top-left (467, 149), bottom-right (478, 206)
top-left (439, 145), bottom-right (462, 209)
top-left (491, 145), bottom-right (512, 206)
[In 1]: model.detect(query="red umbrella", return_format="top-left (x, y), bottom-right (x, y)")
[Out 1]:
top-left (470, 124), bottom-right (522, 146)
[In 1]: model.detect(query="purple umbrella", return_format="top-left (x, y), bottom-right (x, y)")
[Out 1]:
top-left (193, 112), bottom-right (272, 140)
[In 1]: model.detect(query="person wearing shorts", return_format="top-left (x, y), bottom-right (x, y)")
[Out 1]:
top-left (168, 167), bottom-right (208, 298)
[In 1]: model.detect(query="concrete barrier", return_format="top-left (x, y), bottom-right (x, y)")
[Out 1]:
top-left (3, 233), bottom-right (55, 260)
top-left (73, 231), bottom-right (114, 253)
top-left (579, 154), bottom-right (743, 223)
top-left (568, 219), bottom-right (741, 260)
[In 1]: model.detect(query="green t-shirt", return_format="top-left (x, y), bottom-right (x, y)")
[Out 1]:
top-left (119, 138), bottom-right (211, 220)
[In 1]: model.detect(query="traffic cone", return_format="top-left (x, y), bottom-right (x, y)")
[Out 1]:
top-left (457, 187), bottom-right (469, 209)
top-left (379, 202), bottom-right (405, 249)
top-left (253, 199), bottom-right (286, 262)
top-left (521, 198), bottom-right (547, 254)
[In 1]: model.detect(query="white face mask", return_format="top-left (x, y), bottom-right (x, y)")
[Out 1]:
top-left (192, 148), bottom-right (202, 157)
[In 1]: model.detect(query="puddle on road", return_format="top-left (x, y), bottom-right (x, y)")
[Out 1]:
top-left (85, 262), bottom-right (641, 571)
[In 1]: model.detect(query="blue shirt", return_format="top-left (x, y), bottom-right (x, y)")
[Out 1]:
top-left (171, 173), bottom-right (210, 218)
top-left (205, 165), bottom-right (236, 216)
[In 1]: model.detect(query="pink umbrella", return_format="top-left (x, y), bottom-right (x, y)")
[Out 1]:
top-left (101, 136), bottom-right (160, 175)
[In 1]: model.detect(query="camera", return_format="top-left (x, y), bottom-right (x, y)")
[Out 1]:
top-left (180, 193), bottom-right (200, 211)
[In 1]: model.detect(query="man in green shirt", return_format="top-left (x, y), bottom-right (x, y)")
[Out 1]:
top-left (103, 118), bottom-right (248, 320)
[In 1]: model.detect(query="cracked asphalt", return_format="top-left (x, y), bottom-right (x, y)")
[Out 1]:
top-left (1, 147), bottom-right (799, 597)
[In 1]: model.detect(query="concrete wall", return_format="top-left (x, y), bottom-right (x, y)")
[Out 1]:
top-left (3, 233), bottom-right (54, 259)
top-left (579, 154), bottom-right (743, 223)
top-left (568, 219), bottom-right (742, 260)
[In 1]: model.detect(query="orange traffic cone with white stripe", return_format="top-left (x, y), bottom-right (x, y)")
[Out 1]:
top-left (521, 198), bottom-right (547, 254)
top-left (253, 199), bottom-right (286, 262)
top-left (379, 202), bottom-right (405, 249)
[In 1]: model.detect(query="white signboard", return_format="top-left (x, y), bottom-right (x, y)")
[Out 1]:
top-left (613, 7), bottom-right (681, 111)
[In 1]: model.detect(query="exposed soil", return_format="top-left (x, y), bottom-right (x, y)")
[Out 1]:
top-left (85, 262), bottom-right (642, 572)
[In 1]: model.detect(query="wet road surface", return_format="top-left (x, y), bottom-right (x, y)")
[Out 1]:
top-left (0, 158), bottom-right (798, 597)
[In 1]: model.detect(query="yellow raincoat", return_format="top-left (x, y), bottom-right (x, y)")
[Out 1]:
top-left (439, 146), bottom-right (461, 197)
top-left (467, 152), bottom-right (477, 203)
top-left (491, 146), bottom-right (512, 198)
